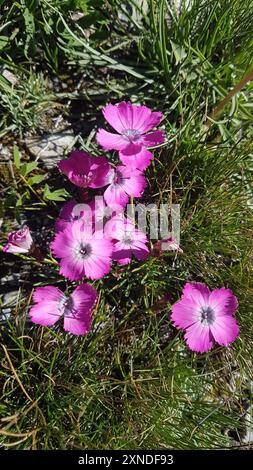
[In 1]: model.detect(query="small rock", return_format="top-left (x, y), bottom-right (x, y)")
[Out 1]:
top-left (2, 69), bottom-right (18, 86)
top-left (0, 273), bottom-right (21, 288)
top-left (0, 290), bottom-right (20, 322)
top-left (70, 11), bottom-right (85, 21)
top-left (243, 405), bottom-right (253, 444)
top-left (25, 131), bottom-right (77, 169)
top-left (0, 144), bottom-right (12, 162)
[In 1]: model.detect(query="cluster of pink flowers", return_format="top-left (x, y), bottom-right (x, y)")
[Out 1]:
top-left (2, 101), bottom-right (240, 353)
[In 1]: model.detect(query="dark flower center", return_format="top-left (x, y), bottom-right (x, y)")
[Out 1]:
top-left (122, 129), bottom-right (141, 143)
top-left (78, 243), bottom-right (91, 259)
top-left (113, 170), bottom-right (124, 185)
top-left (200, 306), bottom-right (215, 325)
top-left (59, 297), bottom-right (78, 318)
top-left (75, 172), bottom-right (93, 185)
top-left (123, 234), bottom-right (133, 245)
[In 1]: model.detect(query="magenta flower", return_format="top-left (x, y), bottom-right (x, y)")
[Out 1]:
top-left (55, 199), bottom-right (93, 232)
top-left (171, 283), bottom-right (239, 353)
top-left (3, 226), bottom-right (33, 254)
top-left (89, 196), bottom-right (124, 231)
top-left (96, 101), bottom-right (165, 170)
top-left (58, 150), bottom-right (111, 188)
top-left (51, 219), bottom-right (113, 280)
top-left (152, 237), bottom-right (183, 256)
top-left (105, 216), bottom-right (149, 265)
top-left (163, 238), bottom-right (183, 253)
top-left (55, 197), bottom-right (124, 235)
top-left (104, 165), bottom-right (147, 207)
top-left (29, 284), bottom-right (97, 335)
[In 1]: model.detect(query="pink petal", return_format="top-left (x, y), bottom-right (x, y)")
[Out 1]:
top-left (103, 184), bottom-right (129, 207)
top-left (113, 102), bottom-right (137, 130)
top-left (115, 102), bottom-right (163, 133)
top-left (51, 228), bottom-right (75, 258)
top-left (182, 282), bottom-right (210, 306)
top-left (71, 218), bottom-right (93, 240)
top-left (90, 238), bottom-right (113, 257)
top-left (33, 286), bottom-right (63, 303)
top-left (90, 164), bottom-right (113, 188)
top-left (59, 199), bottom-right (77, 220)
top-left (78, 238), bottom-right (113, 279)
top-left (104, 216), bottom-right (132, 241)
top-left (84, 254), bottom-right (112, 279)
top-left (72, 283), bottom-right (97, 311)
top-left (209, 288), bottom-right (238, 316)
top-left (63, 315), bottom-right (90, 335)
top-left (3, 243), bottom-right (29, 254)
top-left (139, 111), bottom-right (164, 133)
top-left (142, 130), bottom-right (165, 147)
top-left (132, 241), bottom-right (149, 261)
top-left (171, 298), bottom-right (199, 329)
top-left (121, 174), bottom-right (146, 198)
top-left (210, 315), bottom-right (239, 347)
top-left (64, 284), bottom-right (97, 336)
top-left (58, 151), bottom-right (89, 176)
top-left (55, 199), bottom-right (77, 232)
top-left (112, 245), bottom-right (132, 264)
top-left (119, 148), bottom-right (153, 171)
top-left (116, 256), bottom-right (132, 265)
top-left (96, 129), bottom-right (127, 150)
top-left (119, 142), bottom-right (143, 156)
top-left (55, 218), bottom-right (68, 233)
top-left (59, 255), bottom-right (85, 281)
top-left (184, 322), bottom-right (215, 353)
top-left (29, 301), bottom-right (61, 326)
top-left (102, 104), bottom-right (125, 133)
top-left (132, 244), bottom-right (150, 261)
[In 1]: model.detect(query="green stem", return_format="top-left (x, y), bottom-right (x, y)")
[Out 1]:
top-left (207, 67), bottom-right (253, 128)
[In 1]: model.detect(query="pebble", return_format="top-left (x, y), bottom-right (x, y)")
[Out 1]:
top-left (25, 131), bottom-right (77, 168)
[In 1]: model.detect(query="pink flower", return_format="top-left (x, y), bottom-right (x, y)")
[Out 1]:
top-left (105, 216), bottom-right (149, 265)
top-left (51, 219), bottom-right (113, 280)
top-left (3, 226), bottom-right (33, 254)
top-left (58, 150), bottom-right (112, 188)
top-left (152, 237), bottom-right (183, 256)
top-left (171, 282), bottom-right (239, 353)
top-left (96, 101), bottom-right (165, 170)
top-left (55, 199), bottom-right (93, 232)
top-left (55, 197), bottom-right (124, 234)
top-left (163, 238), bottom-right (183, 253)
top-left (88, 196), bottom-right (124, 231)
top-left (29, 284), bottom-right (97, 335)
top-left (104, 165), bottom-right (147, 207)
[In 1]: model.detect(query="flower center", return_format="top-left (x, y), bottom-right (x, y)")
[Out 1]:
top-left (122, 234), bottom-right (133, 245)
top-left (75, 172), bottom-right (93, 186)
top-left (200, 306), bottom-right (215, 325)
top-left (113, 170), bottom-right (124, 185)
top-left (122, 129), bottom-right (141, 143)
top-left (59, 296), bottom-right (77, 317)
top-left (74, 243), bottom-right (92, 260)
top-left (16, 228), bottom-right (26, 240)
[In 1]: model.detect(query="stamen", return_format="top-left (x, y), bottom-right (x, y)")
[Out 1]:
top-left (123, 234), bottom-right (133, 245)
top-left (122, 129), bottom-right (141, 143)
top-left (75, 243), bottom-right (92, 260)
top-left (200, 306), bottom-right (215, 325)
top-left (113, 170), bottom-right (123, 185)
top-left (75, 172), bottom-right (93, 185)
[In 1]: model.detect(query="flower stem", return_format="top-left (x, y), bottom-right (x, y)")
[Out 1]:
top-left (206, 67), bottom-right (253, 129)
